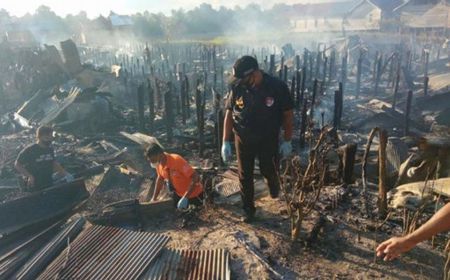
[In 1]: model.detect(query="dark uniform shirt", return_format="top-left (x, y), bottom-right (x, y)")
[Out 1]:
top-left (16, 143), bottom-right (55, 189)
top-left (225, 72), bottom-right (294, 140)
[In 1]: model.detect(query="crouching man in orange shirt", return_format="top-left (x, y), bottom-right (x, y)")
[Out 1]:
top-left (146, 141), bottom-right (204, 209)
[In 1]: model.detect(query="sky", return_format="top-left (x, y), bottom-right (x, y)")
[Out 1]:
top-left (0, 0), bottom-right (348, 18)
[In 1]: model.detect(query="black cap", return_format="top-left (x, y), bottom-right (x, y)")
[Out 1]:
top-left (232, 56), bottom-right (259, 80)
top-left (144, 140), bottom-right (164, 158)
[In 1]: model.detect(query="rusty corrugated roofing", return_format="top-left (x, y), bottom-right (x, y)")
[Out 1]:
top-left (37, 225), bottom-right (170, 280)
top-left (142, 248), bottom-right (230, 280)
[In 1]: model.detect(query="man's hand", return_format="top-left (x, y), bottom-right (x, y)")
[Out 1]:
top-left (64, 173), bottom-right (75, 182)
top-left (27, 176), bottom-right (35, 187)
top-left (376, 236), bottom-right (417, 261)
top-left (221, 141), bottom-right (233, 164)
top-left (279, 140), bottom-right (292, 158)
top-left (177, 196), bottom-right (189, 209)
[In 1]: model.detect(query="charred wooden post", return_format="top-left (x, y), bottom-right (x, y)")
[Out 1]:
top-left (341, 52), bottom-right (348, 92)
top-left (329, 50), bottom-right (336, 81)
top-left (269, 54), bottom-right (275, 76)
top-left (147, 78), bottom-right (154, 133)
top-left (375, 53), bottom-right (383, 95)
top-left (180, 76), bottom-right (187, 125)
top-left (213, 88), bottom-right (224, 162)
top-left (296, 55), bottom-right (301, 72)
top-left (303, 49), bottom-right (308, 70)
top-left (220, 65), bottom-right (225, 94)
top-left (300, 66), bottom-right (306, 105)
top-left (424, 50), bottom-right (430, 96)
top-left (322, 56), bottom-right (328, 85)
top-left (310, 79), bottom-right (318, 122)
top-left (392, 56), bottom-right (401, 110)
top-left (283, 65), bottom-right (288, 83)
top-left (406, 50), bottom-right (412, 73)
top-left (333, 89), bottom-right (343, 129)
top-left (137, 84), bottom-right (145, 132)
top-left (338, 143), bottom-right (357, 184)
top-left (290, 75), bottom-right (296, 103)
top-left (373, 51), bottom-right (379, 81)
top-left (404, 90), bottom-right (413, 136)
top-left (195, 79), bottom-right (205, 157)
top-left (388, 54), bottom-right (396, 88)
top-left (309, 55), bottom-right (314, 84)
top-left (378, 129), bottom-right (388, 219)
top-left (296, 69), bottom-right (301, 108)
top-left (356, 51), bottom-right (363, 97)
top-left (184, 75), bottom-right (191, 119)
top-left (175, 81), bottom-right (181, 116)
top-left (280, 56), bottom-right (285, 80)
top-left (155, 78), bottom-right (162, 110)
top-left (164, 82), bottom-right (174, 143)
top-left (299, 101), bottom-right (308, 149)
top-left (315, 51), bottom-right (321, 79)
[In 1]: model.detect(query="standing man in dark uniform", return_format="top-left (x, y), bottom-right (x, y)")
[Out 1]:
top-left (15, 126), bottom-right (73, 191)
top-left (221, 56), bottom-right (294, 222)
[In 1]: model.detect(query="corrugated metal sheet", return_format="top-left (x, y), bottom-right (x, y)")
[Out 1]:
top-left (143, 248), bottom-right (230, 280)
top-left (0, 222), bottom-right (62, 280)
top-left (38, 225), bottom-right (170, 280)
top-left (15, 217), bottom-right (86, 280)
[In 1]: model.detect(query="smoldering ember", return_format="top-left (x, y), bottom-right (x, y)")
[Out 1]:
top-left (0, 0), bottom-right (450, 279)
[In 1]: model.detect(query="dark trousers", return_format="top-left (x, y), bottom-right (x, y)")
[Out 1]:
top-left (235, 134), bottom-right (280, 214)
top-left (172, 192), bottom-right (204, 208)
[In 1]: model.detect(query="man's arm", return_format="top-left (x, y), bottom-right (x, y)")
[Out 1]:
top-left (53, 161), bottom-right (69, 177)
top-left (151, 175), bottom-right (164, 201)
top-left (15, 160), bottom-right (35, 186)
top-left (282, 109), bottom-right (294, 141)
top-left (15, 160), bottom-right (32, 178)
top-left (376, 202), bottom-right (450, 261)
top-left (223, 109), bottom-right (233, 142)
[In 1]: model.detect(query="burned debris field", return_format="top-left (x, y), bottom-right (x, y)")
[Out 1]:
top-left (1, 1), bottom-right (450, 279)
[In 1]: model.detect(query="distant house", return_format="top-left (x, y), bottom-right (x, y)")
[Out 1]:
top-left (108, 12), bottom-right (133, 31)
top-left (289, 0), bottom-right (406, 33)
top-left (3, 22), bottom-right (37, 47)
top-left (344, 0), bottom-right (383, 31)
top-left (289, 1), bottom-right (360, 33)
top-left (79, 16), bottom-right (111, 45)
top-left (395, 1), bottom-right (450, 31)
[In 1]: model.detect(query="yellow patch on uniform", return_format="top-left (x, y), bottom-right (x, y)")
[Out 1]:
top-left (236, 96), bottom-right (244, 109)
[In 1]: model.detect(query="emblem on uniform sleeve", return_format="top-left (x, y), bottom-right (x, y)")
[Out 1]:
top-left (265, 97), bottom-right (274, 107)
top-left (236, 96), bottom-right (244, 109)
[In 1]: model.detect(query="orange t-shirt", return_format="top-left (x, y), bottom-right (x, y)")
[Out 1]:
top-left (156, 153), bottom-right (203, 198)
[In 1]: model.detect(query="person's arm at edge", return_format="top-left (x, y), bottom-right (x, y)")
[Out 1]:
top-left (376, 202), bottom-right (450, 261)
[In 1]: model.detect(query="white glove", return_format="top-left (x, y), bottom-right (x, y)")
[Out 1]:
top-left (221, 141), bottom-right (232, 164)
top-left (64, 173), bottom-right (75, 182)
top-left (279, 140), bottom-right (293, 158)
top-left (177, 196), bottom-right (189, 210)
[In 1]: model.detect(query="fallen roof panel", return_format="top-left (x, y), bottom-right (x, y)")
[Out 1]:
top-left (142, 248), bottom-right (230, 280)
top-left (38, 225), bottom-right (170, 280)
